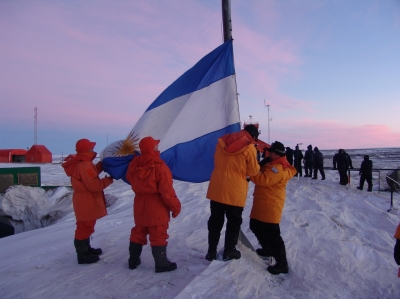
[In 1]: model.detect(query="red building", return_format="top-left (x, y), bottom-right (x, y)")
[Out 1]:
top-left (25, 145), bottom-right (52, 163)
top-left (0, 149), bottom-right (27, 163)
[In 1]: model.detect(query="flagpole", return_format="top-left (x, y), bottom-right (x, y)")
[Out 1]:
top-left (222, 0), bottom-right (232, 41)
top-left (223, 0), bottom-right (254, 252)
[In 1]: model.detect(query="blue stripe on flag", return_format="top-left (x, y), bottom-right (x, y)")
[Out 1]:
top-left (161, 123), bottom-right (240, 182)
top-left (146, 41), bottom-right (234, 111)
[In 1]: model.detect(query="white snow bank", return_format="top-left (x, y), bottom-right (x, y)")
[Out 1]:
top-left (0, 186), bottom-right (118, 234)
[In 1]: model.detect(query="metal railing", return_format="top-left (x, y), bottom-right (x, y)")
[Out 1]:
top-left (386, 176), bottom-right (400, 212)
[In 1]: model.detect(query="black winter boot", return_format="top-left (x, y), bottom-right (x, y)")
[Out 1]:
top-left (152, 246), bottom-right (177, 273)
top-left (87, 238), bottom-right (102, 256)
top-left (267, 248), bottom-right (289, 275)
top-left (128, 242), bottom-right (142, 270)
top-left (206, 232), bottom-right (220, 261)
top-left (74, 239), bottom-right (100, 264)
top-left (223, 231), bottom-right (241, 261)
top-left (367, 184), bottom-right (373, 192)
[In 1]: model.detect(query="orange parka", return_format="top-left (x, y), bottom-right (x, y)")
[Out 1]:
top-left (250, 156), bottom-right (297, 224)
top-left (62, 153), bottom-right (113, 221)
top-left (126, 152), bottom-right (181, 227)
top-left (206, 130), bottom-right (260, 207)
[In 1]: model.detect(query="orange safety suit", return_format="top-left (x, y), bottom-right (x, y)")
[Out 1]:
top-left (126, 150), bottom-right (181, 246)
top-left (62, 152), bottom-right (113, 239)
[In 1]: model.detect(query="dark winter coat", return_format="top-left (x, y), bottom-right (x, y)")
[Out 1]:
top-left (293, 148), bottom-right (303, 165)
top-left (345, 152), bottom-right (353, 169)
top-left (285, 147), bottom-right (294, 165)
top-left (303, 145), bottom-right (314, 166)
top-left (333, 151), bottom-right (348, 170)
top-left (359, 156), bottom-right (373, 176)
top-left (313, 147), bottom-right (324, 168)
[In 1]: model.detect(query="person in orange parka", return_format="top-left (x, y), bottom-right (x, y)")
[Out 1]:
top-left (206, 125), bottom-right (260, 261)
top-left (394, 224), bottom-right (400, 265)
top-left (249, 141), bottom-right (297, 275)
top-left (126, 136), bottom-right (181, 273)
top-left (62, 138), bottom-right (113, 264)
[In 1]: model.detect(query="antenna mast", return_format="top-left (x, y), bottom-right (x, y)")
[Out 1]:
top-left (264, 100), bottom-right (271, 144)
top-left (34, 107), bottom-right (37, 145)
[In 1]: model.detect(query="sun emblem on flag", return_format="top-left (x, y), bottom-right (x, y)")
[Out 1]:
top-left (114, 131), bottom-right (139, 156)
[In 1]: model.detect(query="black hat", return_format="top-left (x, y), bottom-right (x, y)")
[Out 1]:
top-left (244, 124), bottom-right (259, 140)
top-left (266, 141), bottom-right (286, 156)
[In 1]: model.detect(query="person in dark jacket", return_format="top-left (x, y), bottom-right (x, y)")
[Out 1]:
top-left (357, 155), bottom-right (373, 192)
top-left (333, 149), bottom-right (348, 185)
top-left (293, 145), bottom-right (303, 177)
top-left (344, 151), bottom-right (354, 169)
top-left (285, 147), bottom-right (294, 165)
top-left (303, 145), bottom-right (314, 177)
top-left (312, 147), bottom-right (325, 180)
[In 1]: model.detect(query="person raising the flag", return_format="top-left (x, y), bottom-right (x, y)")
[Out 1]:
top-left (249, 141), bottom-right (297, 275)
top-left (205, 124), bottom-right (260, 261)
top-left (126, 136), bottom-right (181, 273)
top-left (62, 138), bottom-right (114, 265)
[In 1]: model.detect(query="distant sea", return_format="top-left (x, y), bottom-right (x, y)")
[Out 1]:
top-left (320, 147), bottom-right (400, 170)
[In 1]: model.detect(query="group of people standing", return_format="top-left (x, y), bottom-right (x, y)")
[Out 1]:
top-left (63, 131), bottom-right (377, 277)
top-left (285, 144), bottom-right (325, 180)
top-left (62, 137), bottom-right (181, 273)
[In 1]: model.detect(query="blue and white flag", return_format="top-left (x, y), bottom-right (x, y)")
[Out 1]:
top-left (101, 40), bottom-right (240, 183)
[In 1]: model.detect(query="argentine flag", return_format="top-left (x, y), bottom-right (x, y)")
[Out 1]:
top-left (101, 40), bottom-right (240, 183)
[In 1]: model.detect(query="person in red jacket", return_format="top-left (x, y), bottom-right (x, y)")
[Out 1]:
top-left (126, 136), bottom-right (181, 273)
top-left (62, 139), bottom-right (113, 264)
top-left (249, 141), bottom-right (297, 275)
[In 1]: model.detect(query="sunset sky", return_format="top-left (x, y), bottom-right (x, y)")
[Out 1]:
top-left (1, 0), bottom-right (399, 155)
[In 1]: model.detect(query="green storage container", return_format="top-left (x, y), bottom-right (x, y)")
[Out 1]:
top-left (0, 167), bottom-right (41, 193)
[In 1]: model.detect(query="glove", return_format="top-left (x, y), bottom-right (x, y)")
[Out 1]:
top-left (105, 176), bottom-right (113, 184)
top-left (172, 210), bottom-right (180, 218)
top-left (394, 239), bottom-right (400, 265)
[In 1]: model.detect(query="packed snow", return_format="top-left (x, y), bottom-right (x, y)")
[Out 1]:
top-left (1, 149), bottom-right (400, 299)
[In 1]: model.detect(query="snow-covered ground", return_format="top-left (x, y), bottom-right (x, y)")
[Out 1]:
top-left (1, 148), bottom-right (400, 299)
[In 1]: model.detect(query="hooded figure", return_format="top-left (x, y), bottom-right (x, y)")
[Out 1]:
top-left (312, 147), bottom-right (325, 180)
top-left (206, 124), bottom-right (260, 262)
top-left (126, 136), bottom-right (181, 273)
top-left (62, 138), bottom-right (113, 264)
top-left (303, 144), bottom-right (314, 177)
top-left (285, 146), bottom-right (294, 165)
top-left (333, 149), bottom-right (349, 185)
top-left (293, 145), bottom-right (303, 177)
top-left (357, 155), bottom-right (373, 191)
top-left (249, 141), bottom-right (297, 275)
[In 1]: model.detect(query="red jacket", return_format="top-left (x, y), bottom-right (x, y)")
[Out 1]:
top-left (126, 152), bottom-right (181, 226)
top-left (62, 153), bottom-right (113, 221)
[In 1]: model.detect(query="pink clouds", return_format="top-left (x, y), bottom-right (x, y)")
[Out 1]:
top-left (261, 121), bottom-right (400, 150)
